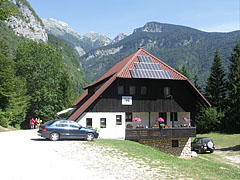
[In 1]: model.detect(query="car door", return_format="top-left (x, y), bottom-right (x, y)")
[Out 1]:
top-left (69, 122), bottom-right (86, 139)
top-left (192, 138), bottom-right (201, 150)
top-left (55, 121), bottom-right (72, 139)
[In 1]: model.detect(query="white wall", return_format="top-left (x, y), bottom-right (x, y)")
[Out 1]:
top-left (76, 112), bottom-right (126, 139)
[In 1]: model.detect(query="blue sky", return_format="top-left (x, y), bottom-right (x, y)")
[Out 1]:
top-left (28, 0), bottom-right (240, 39)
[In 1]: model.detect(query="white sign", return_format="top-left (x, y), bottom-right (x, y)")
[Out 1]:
top-left (122, 96), bottom-right (132, 105)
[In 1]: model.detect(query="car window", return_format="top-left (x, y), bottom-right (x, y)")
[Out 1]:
top-left (69, 121), bottom-right (80, 128)
top-left (43, 120), bottom-right (57, 126)
top-left (55, 123), bottom-right (69, 127)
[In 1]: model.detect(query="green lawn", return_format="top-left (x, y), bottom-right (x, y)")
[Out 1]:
top-left (91, 133), bottom-right (240, 180)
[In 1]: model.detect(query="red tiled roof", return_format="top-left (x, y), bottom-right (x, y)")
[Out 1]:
top-left (68, 48), bottom-right (210, 121)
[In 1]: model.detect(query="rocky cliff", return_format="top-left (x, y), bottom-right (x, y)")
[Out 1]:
top-left (6, 0), bottom-right (48, 42)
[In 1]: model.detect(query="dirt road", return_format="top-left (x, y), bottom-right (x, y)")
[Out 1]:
top-left (0, 130), bottom-right (166, 180)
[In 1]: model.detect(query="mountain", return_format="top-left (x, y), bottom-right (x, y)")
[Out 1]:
top-left (6, 0), bottom-right (48, 42)
top-left (79, 22), bottom-right (240, 85)
top-left (110, 33), bottom-right (127, 44)
top-left (42, 18), bottom-right (112, 56)
top-left (2, 0), bottom-right (88, 98)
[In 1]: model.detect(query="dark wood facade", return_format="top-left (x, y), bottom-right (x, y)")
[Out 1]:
top-left (85, 78), bottom-right (200, 113)
top-left (125, 127), bottom-right (196, 140)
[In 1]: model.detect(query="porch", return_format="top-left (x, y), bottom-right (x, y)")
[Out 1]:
top-left (125, 127), bottom-right (196, 140)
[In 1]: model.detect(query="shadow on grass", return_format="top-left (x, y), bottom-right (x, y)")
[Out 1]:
top-left (216, 145), bottom-right (240, 151)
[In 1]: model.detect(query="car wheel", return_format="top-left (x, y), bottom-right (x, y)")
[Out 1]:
top-left (86, 133), bottom-right (94, 141)
top-left (50, 132), bottom-right (60, 141)
top-left (210, 149), bottom-right (214, 153)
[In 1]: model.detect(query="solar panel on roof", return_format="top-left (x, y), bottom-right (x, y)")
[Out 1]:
top-left (130, 69), bottom-right (173, 79)
top-left (138, 56), bottom-right (153, 63)
top-left (134, 62), bottom-right (162, 70)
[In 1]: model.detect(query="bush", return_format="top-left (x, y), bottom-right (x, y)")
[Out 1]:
top-left (195, 107), bottom-right (224, 133)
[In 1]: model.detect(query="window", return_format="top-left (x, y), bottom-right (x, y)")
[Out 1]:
top-left (118, 85), bottom-right (124, 95)
top-left (172, 140), bottom-right (179, 147)
top-left (159, 112), bottom-right (167, 125)
top-left (170, 112), bottom-right (178, 121)
top-left (125, 112), bottom-right (132, 122)
top-left (86, 118), bottom-right (92, 128)
top-left (129, 86), bottom-right (136, 95)
top-left (164, 87), bottom-right (171, 98)
top-left (116, 115), bottom-right (122, 125)
top-left (141, 86), bottom-right (147, 95)
top-left (100, 118), bottom-right (106, 128)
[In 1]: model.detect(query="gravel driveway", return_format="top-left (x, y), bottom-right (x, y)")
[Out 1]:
top-left (0, 130), bottom-right (168, 180)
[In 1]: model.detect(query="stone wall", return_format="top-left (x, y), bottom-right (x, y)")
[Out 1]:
top-left (139, 138), bottom-right (192, 158)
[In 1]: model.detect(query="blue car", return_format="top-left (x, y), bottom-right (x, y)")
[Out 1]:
top-left (37, 120), bottom-right (98, 141)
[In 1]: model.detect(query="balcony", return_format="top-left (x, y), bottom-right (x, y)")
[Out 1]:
top-left (125, 127), bottom-right (196, 140)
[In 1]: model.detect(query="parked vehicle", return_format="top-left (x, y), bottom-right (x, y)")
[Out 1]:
top-left (37, 120), bottom-right (98, 141)
top-left (191, 137), bottom-right (215, 153)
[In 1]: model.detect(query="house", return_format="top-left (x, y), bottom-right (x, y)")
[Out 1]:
top-left (68, 48), bottom-right (210, 157)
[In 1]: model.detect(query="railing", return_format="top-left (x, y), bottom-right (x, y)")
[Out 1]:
top-left (125, 127), bottom-right (196, 140)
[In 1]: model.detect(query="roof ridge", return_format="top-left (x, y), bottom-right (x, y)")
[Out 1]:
top-left (141, 49), bottom-right (188, 80)
top-left (116, 48), bottom-right (142, 76)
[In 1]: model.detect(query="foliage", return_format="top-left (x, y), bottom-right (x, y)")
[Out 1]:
top-left (0, 39), bottom-right (28, 128)
top-left (225, 43), bottom-right (240, 133)
top-left (204, 49), bottom-right (227, 112)
top-left (14, 41), bottom-right (73, 126)
top-left (0, 0), bottom-right (18, 21)
top-left (176, 64), bottom-right (191, 79)
top-left (48, 34), bottom-right (89, 99)
top-left (194, 107), bottom-right (224, 133)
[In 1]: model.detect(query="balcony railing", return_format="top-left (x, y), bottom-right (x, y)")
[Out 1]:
top-left (125, 127), bottom-right (196, 140)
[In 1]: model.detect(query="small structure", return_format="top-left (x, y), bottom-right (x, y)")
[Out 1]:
top-left (68, 48), bottom-right (210, 157)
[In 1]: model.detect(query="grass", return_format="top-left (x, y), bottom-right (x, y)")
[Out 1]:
top-left (91, 133), bottom-right (240, 180)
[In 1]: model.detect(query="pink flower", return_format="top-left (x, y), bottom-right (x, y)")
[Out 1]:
top-left (182, 117), bottom-right (189, 122)
top-left (156, 117), bottom-right (164, 123)
top-left (132, 117), bottom-right (141, 122)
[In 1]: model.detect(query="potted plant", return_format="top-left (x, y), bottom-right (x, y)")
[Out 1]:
top-left (132, 117), bottom-right (142, 129)
top-left (156, 117), bottom-right (165, 129)
top-left (151, 124), bottom-right (159, 128)
top-left (181, 117), bottom-right (190, 127)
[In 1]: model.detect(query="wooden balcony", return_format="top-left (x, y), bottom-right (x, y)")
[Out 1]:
top-left (125, 127), bottom-right (196, 140)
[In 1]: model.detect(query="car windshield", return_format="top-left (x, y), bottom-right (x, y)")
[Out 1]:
top-left (193, 138), bottom-right (201, 143)
top-left (203, 138), bottom-right (213, 143)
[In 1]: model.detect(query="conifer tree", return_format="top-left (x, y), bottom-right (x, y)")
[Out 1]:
top-left (205, 49), bottom-right (226, 112)
top-left (14, 41), bottom-right (73, 126)
top-left (226, 43), bottom-right (240, 133)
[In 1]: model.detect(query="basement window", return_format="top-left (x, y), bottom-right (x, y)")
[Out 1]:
top-left (172, 140), bottom-right (179, 147)
top-left (100, 118), bottom-right (106, 128)
top-left (86, 118), bottom-right (92, 128)
top-left (116, 115), bottom-right (122, 125)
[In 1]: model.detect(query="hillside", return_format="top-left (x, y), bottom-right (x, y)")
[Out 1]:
top-left (80, 22), bottom-right (240, 85)
top-left (1, 0), bottom-right (88, 98)
top-left (48, 34), bottom-right (89, 98)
